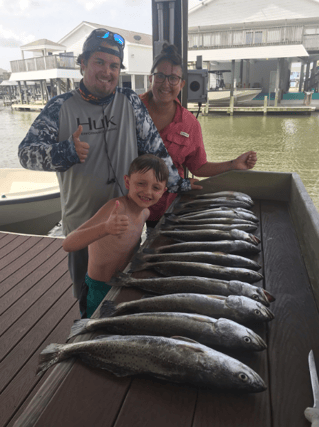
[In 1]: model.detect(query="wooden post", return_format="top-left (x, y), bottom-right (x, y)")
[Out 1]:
top-left (230, 59), bottom-right (235, 98)
top-left (24, 81), bottom-right (29, 104)
top-left (40, 80), bottom-right (45, 104)
top-left (263, 95), bottom-right (267, 115)
top-left (229, 95), bottom-right (234, 116)
top-left (305, 61), bottom-right (310, 91)
top-left (18, 81), bottom-right (23, 104)
top-left (299, 62), bottom-right (305, 92)
top-left (274, 59), bottom-right (280, 107)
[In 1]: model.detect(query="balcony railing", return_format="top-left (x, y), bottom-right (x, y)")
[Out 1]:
top-left (10, 55), bottom-right (79, 73)
top-left (188, 24), bottom-right (319, 51)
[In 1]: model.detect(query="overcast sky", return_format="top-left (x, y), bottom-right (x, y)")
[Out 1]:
top-left (0, 0), bottom-right (200, 71)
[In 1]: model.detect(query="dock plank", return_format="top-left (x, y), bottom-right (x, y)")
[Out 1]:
top-left (0, 232), bottom-right (78, 427)
top-left (0, 238), bottom-right (62, 298)
top-left (0, 235), bottom-right (31, 260)
top-left (1, 294), bottom-right (78, 427)
top-left (0, 248), bottom-right (68, 328)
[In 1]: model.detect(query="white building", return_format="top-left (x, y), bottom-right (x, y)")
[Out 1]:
top-left (9, 22), bottom-right (153, 103)
top-left (187, 0), bottom-right (319, 97)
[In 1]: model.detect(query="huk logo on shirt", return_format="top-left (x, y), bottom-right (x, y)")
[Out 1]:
top-left (76, 115), bottom-right (117, 131)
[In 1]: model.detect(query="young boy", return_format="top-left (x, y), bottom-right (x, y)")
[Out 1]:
top-left (63, 154), bottom-right (169, 318)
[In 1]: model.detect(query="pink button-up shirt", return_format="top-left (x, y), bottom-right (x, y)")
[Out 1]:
top-left (140, 92), bottom-right (207, 221)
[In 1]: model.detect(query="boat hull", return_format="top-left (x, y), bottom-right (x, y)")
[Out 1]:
top-left (208, 89), bottom-right (262, 105)
top-left (0, 168), bottom-right (61, 235)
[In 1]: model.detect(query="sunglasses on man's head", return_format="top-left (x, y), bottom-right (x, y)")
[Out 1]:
top-left (94, 29), bottom-right (125, 48)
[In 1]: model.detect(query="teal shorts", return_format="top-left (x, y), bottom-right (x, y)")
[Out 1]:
top-left (79, 274), bottom-right (112, 318)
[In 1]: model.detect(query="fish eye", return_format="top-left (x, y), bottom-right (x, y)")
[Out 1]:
top-left (244, 336), bottom-right (251, 343)
top-left (239, 373), bottom-right (249, 382)
top-left (252, 294), bottom-right (259, 300)
top-left (254, 309), bottom-right (261, 315)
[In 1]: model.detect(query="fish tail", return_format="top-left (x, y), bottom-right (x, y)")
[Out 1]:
top-left (100, 300), bottom-right (117, 317)
top-left (147, 228), bottom-right (160, 241)
top-left (36, 343), bottom-right (67, 375)
top-left (68, 319), bottom-right (90, 339)
top-left (142, 247), bottom-right (156, 254)
top-left (129, 256), bottom-right (149, 273)
top-left (109, 272), bottom-right (132, 287)
top-left (163, 215), bottom-right (178, 226)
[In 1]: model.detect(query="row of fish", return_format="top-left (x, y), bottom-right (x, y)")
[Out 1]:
top-left (37, 191), bottom-right (274, 394)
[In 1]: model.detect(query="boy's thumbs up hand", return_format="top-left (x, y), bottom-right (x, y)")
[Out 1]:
top-left (73, 125), bottom-right (90, 163)
top-left (106, 201), bottom-right (129, 235)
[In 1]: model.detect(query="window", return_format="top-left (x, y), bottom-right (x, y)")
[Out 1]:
top-left (246, 32), bottom-right (253, 44)
top-left (255, 31), bottom-right (263, 44)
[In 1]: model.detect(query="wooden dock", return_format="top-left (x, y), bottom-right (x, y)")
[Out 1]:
top-left (188, 103), bottom-right (317, 115)
top-left (11, 104), bottom-right (45, 112)
top-left (0, 232), bottom-right (77, 427)
top-left (4, 170), bottom-right (319, 427)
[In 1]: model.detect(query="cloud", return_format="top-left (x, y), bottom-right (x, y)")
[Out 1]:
top-left (1, 0), bottom-right (42, 15)
top-left (0, 25), bottom-right (35, 48)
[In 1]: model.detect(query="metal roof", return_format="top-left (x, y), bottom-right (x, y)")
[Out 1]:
top-left (188, 44), bottom-right (309, 62)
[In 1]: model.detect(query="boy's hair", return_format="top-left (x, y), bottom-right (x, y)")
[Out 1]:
top-left (128, 154), bottom-right (169, 184)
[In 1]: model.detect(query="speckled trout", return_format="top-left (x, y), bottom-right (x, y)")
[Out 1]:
top-left (109, 272), bottom-right (274, 306)
top-left (151, 228), bottom-right (260, 245)
top-left (177, 198), bottom-right (252, 210)
top-left (194, 191), bottom-right (253, 204)
top-left (164, 214), bottom-right (257, 225)
top-left (140, 249), bottom-right (261, 270)
top-left (68, 312), bottom-right (267, 352)
top-left (163, 222), bottom-right (258, 232)
top-left (152, 240), bottom-right (261, 255)
top-left (175, 206), bottom-right (258, 218)
top-left (101, 294), bottom-right (275, 324)
top-left (37, 335), bottom-right (267, 392)
top-left (129, 259), bottom-right (263, 284)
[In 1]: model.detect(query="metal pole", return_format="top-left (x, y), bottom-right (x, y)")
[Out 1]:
top-left (181, 0), bottom-right (188, 108)
top-left (169, 1), bottom-right (175, 44)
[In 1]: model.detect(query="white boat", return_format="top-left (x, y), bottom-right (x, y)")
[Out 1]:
top-left (0, 168), bottom-right (61, 235)
top-left (208, 88), bottom-right (262, 105)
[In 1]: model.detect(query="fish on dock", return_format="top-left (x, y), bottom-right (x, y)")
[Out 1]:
top-left (68, 312), bottom-right (267, 352)
top-left (180, 195), bottom-right (254, 208)
top-left (140, 249), bottom-right (261, 270)
top-left (162, 222), bottom-right (258, 232)
top-left (194, 191), bottom-right (253, 204)
top-left (101, 293), bottom-right (275, 324)
top-left (129, 259), bottom-right (263, 283)
top-left (109, 272), bottom-right (274, 306)
top-left (151, 228), bottom-right (260, 246)
top-left (151, 240), bottom-right (261, 255)
top-left (164, 214), bottom-right (257, 225)
top-left (175, 206), bottom-right (257, 218)
top-left (176, 198), bottom-right (252, 210)
top-left (37, 335), bottom-right (267, 392)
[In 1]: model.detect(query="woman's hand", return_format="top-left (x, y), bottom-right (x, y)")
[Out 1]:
top-left (233, 151), bottom-right (257, 170)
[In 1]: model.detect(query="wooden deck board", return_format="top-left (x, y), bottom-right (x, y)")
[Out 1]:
top-left (0, 232), bottom-right (77, 427)
top-left (0, 248), bottom-right (68, 323)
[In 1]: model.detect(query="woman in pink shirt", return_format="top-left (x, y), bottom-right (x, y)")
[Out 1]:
top-left (140, 43), bottom-right (257, 227)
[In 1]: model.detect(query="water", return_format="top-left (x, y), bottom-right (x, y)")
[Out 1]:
top-left (0, 107), bottom-right (39, 168)
top-left (1, 106), bottom-right (318, 212)
top-left (197, 114), bottom-right (319, 212)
